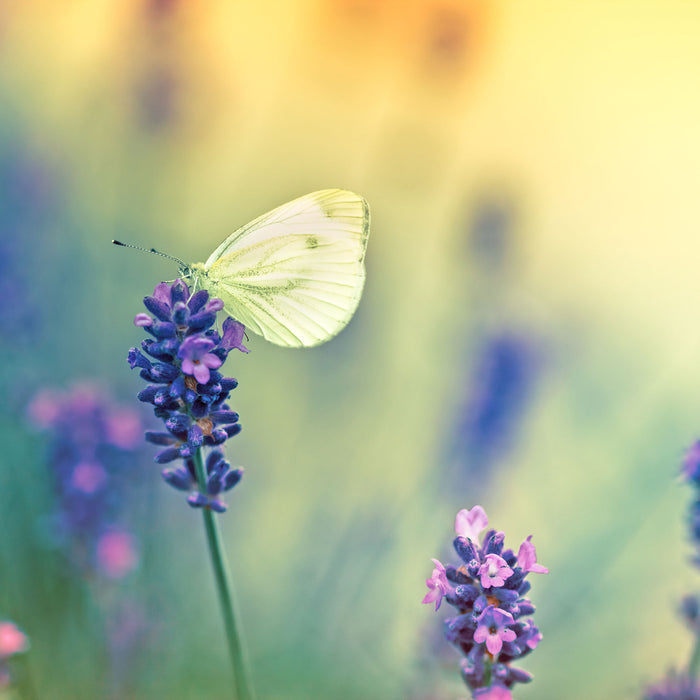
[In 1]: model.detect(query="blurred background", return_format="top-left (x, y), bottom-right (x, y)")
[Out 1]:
top-left (2, 1), bottom-right (700, 698)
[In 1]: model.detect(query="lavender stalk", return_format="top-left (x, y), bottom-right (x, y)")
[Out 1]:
top-left (128, 279), bottom-right (254, 699)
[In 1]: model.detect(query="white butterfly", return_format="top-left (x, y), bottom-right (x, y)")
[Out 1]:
top-left (178, 189), bottom-right (370, 348)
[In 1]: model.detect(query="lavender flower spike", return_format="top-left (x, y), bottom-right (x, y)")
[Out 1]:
top-left (423, 505), bottom-right (548, 698)
top-left (128, 280), bottom-right (247, 512)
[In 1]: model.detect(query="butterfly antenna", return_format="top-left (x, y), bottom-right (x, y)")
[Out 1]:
top-left (112, 240), bottom-right (187, 268)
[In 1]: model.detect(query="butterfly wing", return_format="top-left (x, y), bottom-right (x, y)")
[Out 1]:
top-left (203, 189), bottom-right (370, 347)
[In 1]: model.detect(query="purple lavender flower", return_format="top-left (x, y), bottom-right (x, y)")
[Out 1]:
top-left (643, 445), bottom-right (700, 698)
top-left (162, 449), bottom-right (243, 513)
top-left (474, 606), bottom-right (517, 655)
top-left (423, 505), bottom-right (548, 697)
top-left (454, 333), bottom-right (540, 480)
top-left (643, 671), bottom-right (700, 699)
top-left (178, 336), bottom-right (223, 384)
top-left (27, 384), bottom-right (143, 579)
top-left (681, 441), bottom-right (700, 565)
top-left (683, 442), bottom-right (700, 483)
top-left (128, 280), bottom-right (247, 512)
top-left (0, 147), bottom-right (55, 340)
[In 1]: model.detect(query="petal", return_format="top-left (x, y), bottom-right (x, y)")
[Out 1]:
top-left (501, 628), bottom-right (517, 643)
top-left (181, 358), bottom-right (195, 376)
top-left (422, 588), bottom-right (442, 610)
top-left (187, 289), bottom-right (209, 314)
top-left (203, 353), bottom-right (223, 370)
top-left (221, 317), bottom-right (249, 353)
top-left (485, 634), bottom-right (503, 655)
top-left (193, 363), bottom-right (211, 384)
top-left (152, 282), bottom-right (173, 305)
top-left (517, 536), bottom-right (549, 574)
top-left (455, 505), bottom-right (488, 541)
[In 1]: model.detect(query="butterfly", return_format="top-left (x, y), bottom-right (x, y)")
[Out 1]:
top-left (115, 189), bottom-right (370, 348)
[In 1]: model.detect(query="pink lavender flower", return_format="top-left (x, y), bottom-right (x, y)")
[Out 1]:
top-left (0, 621), bottom-right (29, 688)
top-left (472, 682), bottom-right (513, 700)
top-left (128, 280), bottom-right (247, 512)
top-left (96, 530), bottom-right (140, 579)
top-left (422, 559), bottom-right (452, 611)
top-left (423, 505), bottom-right (547, 697)
top-left (478, 554), bottom-right (514, 589)
top-left (474, 607), bottom-right (517, 655)
top-left (516, 536), bottom-right (549, 574)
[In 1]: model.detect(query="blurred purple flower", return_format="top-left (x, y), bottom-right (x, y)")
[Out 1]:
top-left (643, 671), bottom-right (700, 699)
top-left (129, 280), bottom-right (246, 512)
top-left (0, 147), bottom-right (56, 339)
top-left (423, 505), bottom-right (547, 697)
top-left (454, 332), bottom-right (541, 480)
top-left (27, 383), bottom-right (143, 579)
top-left (681, 440), bottom-right (700, 565)
top-left (682, 441), bottom-right (700, 483)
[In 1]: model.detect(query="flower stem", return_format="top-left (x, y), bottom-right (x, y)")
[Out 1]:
top-left (689, 627), bottom-right (700, 680)
top-left (192, 448), bottom-right (255, 700)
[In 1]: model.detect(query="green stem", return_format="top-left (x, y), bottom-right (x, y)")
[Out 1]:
top-left (192, 448), bottom-right (255, 700)
top-left (689, 625), bottom-right (700, 680)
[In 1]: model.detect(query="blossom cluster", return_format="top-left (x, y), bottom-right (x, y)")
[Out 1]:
top-left (423, 506), bottom-right (548, 699)
top-left (128, 279), bottom-right (247, 512)
top-left (28, 383), bottom-right (142, 579)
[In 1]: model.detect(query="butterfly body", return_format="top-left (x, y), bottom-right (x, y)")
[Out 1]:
top-left (179, 189), bottom-right (370, 348)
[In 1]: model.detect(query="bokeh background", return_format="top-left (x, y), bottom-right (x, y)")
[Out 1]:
top-left (2, 1), bottom-right (700, 698)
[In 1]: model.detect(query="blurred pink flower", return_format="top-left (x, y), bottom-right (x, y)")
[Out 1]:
top-left (105, 408), bottom-right (143, 449)
top-left (71, 461), bottom-right (107, 494)
top-left (96, 531), bottom-right (139, 579)
top-left (0, 622), bottom-right (29, 658)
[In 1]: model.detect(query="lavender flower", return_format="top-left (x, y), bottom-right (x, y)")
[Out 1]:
top-left (0, 147), bottom-right (55, 340)
top-left (643, 671), bottom-right (700, 700)
top-left (454, 333), bottom-right (540, 481)
top-left (640, 443), bottom-right (700, 698)
top-left (0, 621), bottom-right (29, 689)
top-left (423, 505), bottom-right (548, 699)
top-left (128, 279), bottom-right (247, 512)
top-left (28, 383), bottom-right (143, 579)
